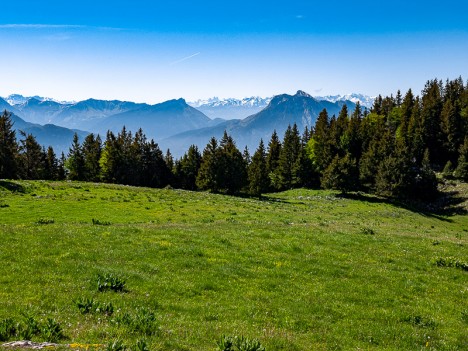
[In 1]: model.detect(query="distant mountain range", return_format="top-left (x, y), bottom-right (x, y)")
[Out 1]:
top-left (2, 92), bottom-right (371, 157)
top-left (162, 91), bottom-right (357, 156)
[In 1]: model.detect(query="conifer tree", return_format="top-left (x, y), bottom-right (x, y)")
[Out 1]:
top-left (44, 146), bottom-right (59, 180)
top-left (67, 133), bottom-right (85, 180)
top-left (82, 133), bottom-right (102, 182)
top-left (18, 132), bottom-right (45, 180)
top-left (454, 136), bottom-right (468, 181)
top-left (307, 109), bottom-right (331, 173)
top-left (174, 145), bottom-right (202, 190)
top-left (0, 110), bottom-right (19, 179)
top-left (275, 124), bottom-right (302, 189)
top-left (217, 131), bottom-right (247, 194)
top-left (196, 137), bottom-right (219, 192)
top-left (266, 130), bottom-right (281, 189)
top-left (248, 139), bottom-right (269, 197)
top-left (321, 153), bottom-right (359, 193)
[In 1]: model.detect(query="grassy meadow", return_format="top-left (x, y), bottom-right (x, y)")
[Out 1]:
top-left (0, 180), bottom-right (467, 350)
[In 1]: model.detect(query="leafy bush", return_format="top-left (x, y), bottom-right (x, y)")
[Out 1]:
top-left (97, 273), bottom-right (126, 292)
top-left (17, 314), bottom-right (41, 340)
top-left (0, 318), bottom-right (16, 341)
top-left (36, 218), bottom-right (55, 224)
top-left (360, 227), bottom-right (375, 235)
top-left (41, 318), bottom-right (63, 342)
top-left (135, 338), bottom-right (149, 351)
top-left (433, 257), bottom-right (468, 271)
top-left (92, 218), bottom-right (111, 226)
top-left (114, 308), bottom-right (158, 336)
top-left (217, 335), bottom-right (265, 351)
top-left (106, 339), bottom-right (127, 351)
top-left (75, 297), bottom-right (114, 316)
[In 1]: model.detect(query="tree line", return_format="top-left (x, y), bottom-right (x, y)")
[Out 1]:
top-left (1, 77), bottom-right (467, 200)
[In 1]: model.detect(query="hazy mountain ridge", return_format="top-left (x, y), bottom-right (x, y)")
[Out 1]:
top-left (162, 90), bottom-right (357, 156)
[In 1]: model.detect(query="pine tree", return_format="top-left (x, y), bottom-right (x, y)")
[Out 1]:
top-left (307, 109), bottom-right (331, 173)
top-left (454, 136), bottom-right (468, 181)
top-left (266, 130), bottom-right (281, 189)
top-left (67, 133), bottom-right (85, 181)
top-left (217, 132), bottom-right (247, 194)
top-left (44, 146), bottom-right (59, 180)
top-left (196, 137), bottom-right (219, 192)
top-left (82, 134), bottom-right (102, 182)
top-left (248, 139), bottom-right (269, 197)
top-left (0, 110), bottom-right (19, 179)
top-left (18, 132), bottom-right (45, 180)
top-left (275, 124), bottom-right (302, 189)
top-left (321, 153), bottom-right (359, 193)
top-left (412, 148), bottom-right (438, 200)
top-left (175, 145), bottom-right (202, 190)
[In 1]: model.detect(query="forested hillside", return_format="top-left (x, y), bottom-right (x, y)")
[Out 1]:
top-left (1, 78), bottom-right (467, 201)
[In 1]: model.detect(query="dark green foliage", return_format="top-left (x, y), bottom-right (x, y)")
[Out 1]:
top-left (97, 273), bottom-right (126, 292)
top-left (442, 160), bottom-right (454, 179)
top-left (41, 318), bottom-right (63, 342)
top-left (454, 137), bottom-right (468, 181)
top-left (36, 218), bottom-right (55, 224)
top-left (82, 133), bottom-right (102, 182)
top-left (433, 257), bottom-right (468, 271)
top-left (266, 130), bottom-right (281, 189)
top-left (107, 339), bottom-right (127, 351)
top-left (248, 139), bottom-right (269, 197)
top-left (321, 154), bottom-right (359, 193)
top-left (0, 111), bottom-right (19, 179)
top-left (75, 297), bottom-right (114, 315)
top-left (135, 339), bottom-right (149, 351)
top-left (275, 124), bottom-right (302, 190)
top-left (0, 318), bottom-right (16, 341)
top-left (19, 132), bottom-right (46, 180)
top-left (92, 218), bottom-right (111, 226)
top-left (67, 133), bottom-right (86, 181)
top-left (115, 308), bottom-right (158, 336)
top-left (217, 131), bottom-right (247, 194)
top-left (174, 145), bottom-right (202, 190)
top-left (196, 137), bottom-right (220, 192)
top-left (217, 335), bottom-right (265, 351)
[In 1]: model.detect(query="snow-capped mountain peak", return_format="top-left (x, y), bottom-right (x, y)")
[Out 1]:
top-left (4, 94), bottom-right (75, 106)
top-left (315, 93), bottom-right (375, 108)
top-left (188, 96), bottom-right (272, 109)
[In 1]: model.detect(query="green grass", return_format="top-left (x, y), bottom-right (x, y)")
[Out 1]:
top-left (0, 180), bottom-right (467, 350)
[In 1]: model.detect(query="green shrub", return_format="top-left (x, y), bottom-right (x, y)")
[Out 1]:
top-left (0, 318), bottom-right (16, 341)
top-left (433, 257), bottom-right (468, 271)
top-left (135, 339), bottom-right (149, 351)
top-left (97, 273), bottom-right (126, 292)
top-left (217, 335), bottom-right (265, 351)
top-left (75, 296), bottom-right (96, 314)
top-left (17, 314), bottom-right (41, 340)
top-left (114, 308), bottom-right (158, 336)
top-left (106, 339), bottom-right (127, 351)
top-left (41, 318), bottom-right (63, 342)
top-left (36, 218), bottom-right (55, 224)
top-left (92, 218), bottom-right (111, 226)
top-left (360, 227), bottom-right (375, 235)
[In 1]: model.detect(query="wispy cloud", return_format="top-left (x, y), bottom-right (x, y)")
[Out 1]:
top-left (170, 52), bottom-right (201, 65)
top-left (296, 15), bottom-right (305, 20)
top-left (0, 24), bottom-right (123, 31)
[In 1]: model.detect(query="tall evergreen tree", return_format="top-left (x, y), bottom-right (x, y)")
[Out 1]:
top-left (196, 137), bottom-right (219, 192)
top-left (307, 109), bottom-right (331, 173)
top-left (321, 153), bottom-right (359, 193)
top-left (248, 139), bottom-right (269, 197)
top-left (174, 145), bottom-right (202, 190)
top-left (266, 130), bottom-right (281, 189)
top-left (67, 133), bottom-right (85, 181)
top-left (275, 124), bottom-right (302, 189)
top-left (18, 132), bottom-right (45, 180)
top-left (217, 131), bottom-right (247, 194)
top-left (0, 111), bottom-right (19, 179)
top-left (44, 146), bottom-right (59, 180)
top-left (82, 134), bottom-right (102, 182)
top-left (454, 136), bottom-right (468, 181)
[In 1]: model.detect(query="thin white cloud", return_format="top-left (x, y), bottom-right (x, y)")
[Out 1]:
top-left (170, 52), bottom-right (201, 65)
top-left (0, 24), bottom-right (123, 31)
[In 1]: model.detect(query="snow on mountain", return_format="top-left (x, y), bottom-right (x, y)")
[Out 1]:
top-left (4, 94), bottom-right (74, 106)
top-left (189, 96), bottom-right (272, 108)
top-left (315, 93), bottom-right (375, 108)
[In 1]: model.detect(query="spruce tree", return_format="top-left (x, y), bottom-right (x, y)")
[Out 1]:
top-left (217, 132), bottom-right (247, 194)
top-left (266, 130), bottom-right (281, 190)
top-left (82, 134), bottom-right (102, 182)
top-left (275, 124), bottom-right (301, 189)
top-left (0, 110), bottom-right (19, 179)
top-left (248, 139), bottom-right (269, 197)
top-left (18, 132), bottom-right (45, 180)
top-left (321, 153), bottom-right (359, 193)
top-left (308, 109), bottom-right (331, 173)
top-left (67, 133), bottom-right (85, 181)
top-left (175, 145), bottom-right (202, 190)
top-left (196, 137), bottom-right (219, 192)
top-left (44, 146), bottom-right (59, 180)
top-left (454, 136), bottom-right (468, 181)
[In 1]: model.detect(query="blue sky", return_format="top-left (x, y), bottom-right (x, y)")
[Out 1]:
top-left (0, 0), bottom-right (467, 103)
